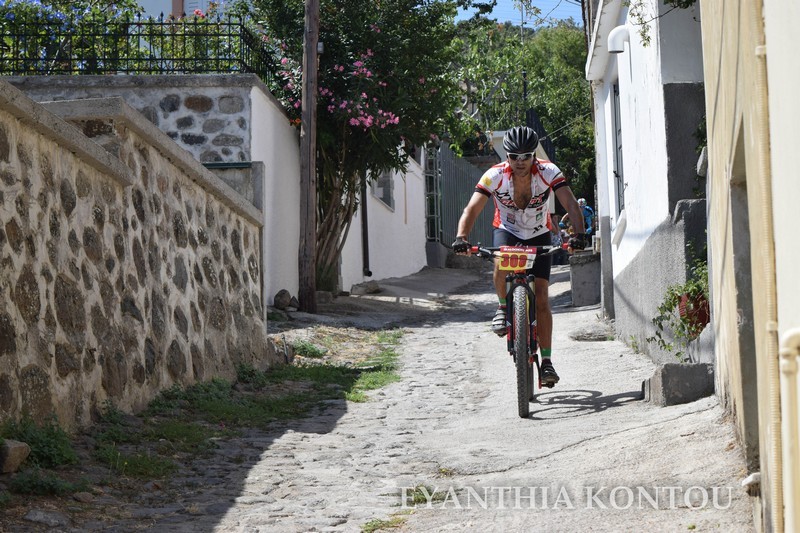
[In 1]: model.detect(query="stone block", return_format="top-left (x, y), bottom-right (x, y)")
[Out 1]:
top-left (426, 241), bottom-right (449, 269)
top-left (643, 362), bottom-right (714, 406)
top-left (1, 439), bottom-right (31, 473)
top-left (351, 280), bottom-right (380, 295)
top-left (569, 252), bottom-right (601, 307)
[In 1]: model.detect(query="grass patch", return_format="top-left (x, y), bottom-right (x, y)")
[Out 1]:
top-left (146, 420), bottom-right (236, 455)
top-left (8, 467), bottom-right (88, 496)
top-left (292, 338), bottom-right (328, 358)
top-left (94, 401), bottom-right (141, 445)
top-left (362, 514), bottom-right (408, 532)
top-left (436, 466), bottom-right (456, 477)
top-left (0, 414), bottom-right (77, 468)
top-left (402, 485), bottom-right (446, 506)
top-left (93, 444), bottom-right (178, 478)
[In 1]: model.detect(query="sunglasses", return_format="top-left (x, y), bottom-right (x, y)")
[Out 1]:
top-left (508, 152), bottom-right (534, 161)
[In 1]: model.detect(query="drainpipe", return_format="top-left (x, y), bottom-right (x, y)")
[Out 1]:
top-left (607, 24), bottom-right (631, 54)
top-left (360, 181), bottom-right (372, 277)
top-left (752, 25), bottom-right (783, 529)
top-left (780, 329), bottom-right (800, 533)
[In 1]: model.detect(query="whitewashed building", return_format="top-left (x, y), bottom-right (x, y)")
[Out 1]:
top-left (584, 0), bottom-right (707, 363)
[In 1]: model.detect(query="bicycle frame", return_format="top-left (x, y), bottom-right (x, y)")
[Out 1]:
top-left (471, 244), bottom-right (560, 393)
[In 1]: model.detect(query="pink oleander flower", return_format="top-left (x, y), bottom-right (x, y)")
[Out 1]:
top-left (370, 24), bottom-right (381, 33)
top-left (349, 118), bottom-right (359, 126)
top-left (418, 77), bottom-right (425, 84)
top-left (281, 58), bottom-right (288, 65)
top-left (354, 61), bottom-right (364, 67)
top-left (193, 9), bottom-right (204, 17)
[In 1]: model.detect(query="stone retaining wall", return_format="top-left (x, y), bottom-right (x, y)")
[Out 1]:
top-left (0, 81), bottom-right (279, 431)
top-left (6, 75), bottom-right (268, 164)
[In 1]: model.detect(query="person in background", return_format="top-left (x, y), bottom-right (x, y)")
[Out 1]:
top-left (451, 126), bottom-right (586, 386)
top-left (550, 214), bottom-right (568, 265)
top-left (561, 198), bottom-right (594, 237)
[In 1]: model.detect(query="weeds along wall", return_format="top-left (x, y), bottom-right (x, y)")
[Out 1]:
top-left (0, 81), bottom-right (280, 432)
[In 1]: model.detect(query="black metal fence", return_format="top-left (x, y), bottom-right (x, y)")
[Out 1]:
top-left (0, 13), bottom-right (277, 85)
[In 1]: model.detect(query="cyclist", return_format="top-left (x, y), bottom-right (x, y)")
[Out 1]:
top-left (452, 126), bottom-right (586, 385)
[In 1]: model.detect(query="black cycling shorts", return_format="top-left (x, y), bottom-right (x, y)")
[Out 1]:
top-left (492, 228), bottom-right (553, 281)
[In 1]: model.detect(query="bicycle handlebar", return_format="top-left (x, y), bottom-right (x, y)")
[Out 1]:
top-left (468, 244), bottom-right (562, 259)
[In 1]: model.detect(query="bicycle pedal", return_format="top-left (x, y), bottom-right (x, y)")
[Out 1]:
top-left (541, 382), bottom-right (555, 389)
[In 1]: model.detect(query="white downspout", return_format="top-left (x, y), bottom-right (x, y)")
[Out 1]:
top-left (607, 24), bottom-right (631, 54)
top-left (780, 329), bottom-right (800, 533)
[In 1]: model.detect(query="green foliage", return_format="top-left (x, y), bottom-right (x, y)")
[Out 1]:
top-left (8, 467), bottom-right (88, 496)
top-left (94, 402), bottom-right (141, 445)
top-left (93, 444), bottom-right (178, 478)
top-left (647, 257), bottom-right (709, 360)
top-left (146, 420), bottom-right (230, 454)
top-left (452, 20), bottom-right (595, 201)
top-left (628, 0), bottom-right (698, 47)
top-left (267, 311), bottom-right (289, 322)
top-left (362, 515), bottom-right (408, 532)
top-left (251, 0), bottom-right (465, 283)
top-left (666, 0), bottom-right (698, 8)
top-left (292, 339), bottom-right (328, 358)
top-left (0, 0), bottom-right (263, 76)
top-left (0, 0), bottom-right (144, 74)
top-left (0, 414), bottom-right (77, 468)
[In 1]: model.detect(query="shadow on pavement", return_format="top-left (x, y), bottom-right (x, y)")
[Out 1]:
top-left (528, 388), bottom-right (644, 420)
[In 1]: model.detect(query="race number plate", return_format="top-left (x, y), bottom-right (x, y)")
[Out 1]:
top-left (496, 246), bottom-right (536, 271)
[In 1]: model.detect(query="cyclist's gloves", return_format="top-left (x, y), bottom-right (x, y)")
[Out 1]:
top-left (452, 237), bottom-right (471, 254)
top-left (569, 233), bottom-right (587, 250)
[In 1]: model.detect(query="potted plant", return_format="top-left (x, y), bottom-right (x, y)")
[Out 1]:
top-left (647, 258), bottom-right (709, 360)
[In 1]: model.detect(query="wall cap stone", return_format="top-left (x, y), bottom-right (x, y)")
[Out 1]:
top-left (7, 73), bottom-right (288, 121)
top-left (0, 80), bottom-right (131, 187)
top-left (43, 96), bottom-right (263, 227)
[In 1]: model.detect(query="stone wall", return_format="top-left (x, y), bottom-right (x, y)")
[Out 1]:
top-left (7, 75), bottom-right (264, 164)
top-left (9, 74), bottom-right (304, 306)
top-left (0, 81), bottom-right (279, 431)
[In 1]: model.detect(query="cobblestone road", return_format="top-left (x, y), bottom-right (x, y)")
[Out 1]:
top-left (8, 266), bottom-right (755, 532)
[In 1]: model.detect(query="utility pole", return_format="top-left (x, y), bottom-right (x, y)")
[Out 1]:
top-left (298, 0), bottom-right (319, 313)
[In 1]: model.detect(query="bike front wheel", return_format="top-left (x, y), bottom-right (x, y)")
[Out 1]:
top-left (513, 284), bottom-right (531, 418)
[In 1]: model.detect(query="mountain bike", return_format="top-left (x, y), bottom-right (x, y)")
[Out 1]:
top-left (470, 244), bottom-right (561, 418)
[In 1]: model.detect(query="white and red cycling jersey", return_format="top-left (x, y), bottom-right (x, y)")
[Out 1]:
top-left (475, 159), bottom-right (568, 240)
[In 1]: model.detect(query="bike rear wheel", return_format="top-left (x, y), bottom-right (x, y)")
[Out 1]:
top-left (513, 284), bottom-right (531, 418)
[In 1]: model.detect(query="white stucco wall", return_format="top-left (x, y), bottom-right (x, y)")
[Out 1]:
top-left (658, 3), bottom-right (704, 83)
top-left (590, 0), bottom-right (677, 277)
top-left (764, 1), bottom-right (800, 340)
top-left (592, 80), bottom-right (613, 226)
top-left (250, 86), bottom-right (301, 305)
top-left (340, 159), bottom-right (428, 292)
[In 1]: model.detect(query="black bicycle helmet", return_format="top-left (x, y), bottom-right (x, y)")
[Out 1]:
top-left (502, 126), bottom-right (539, 154)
